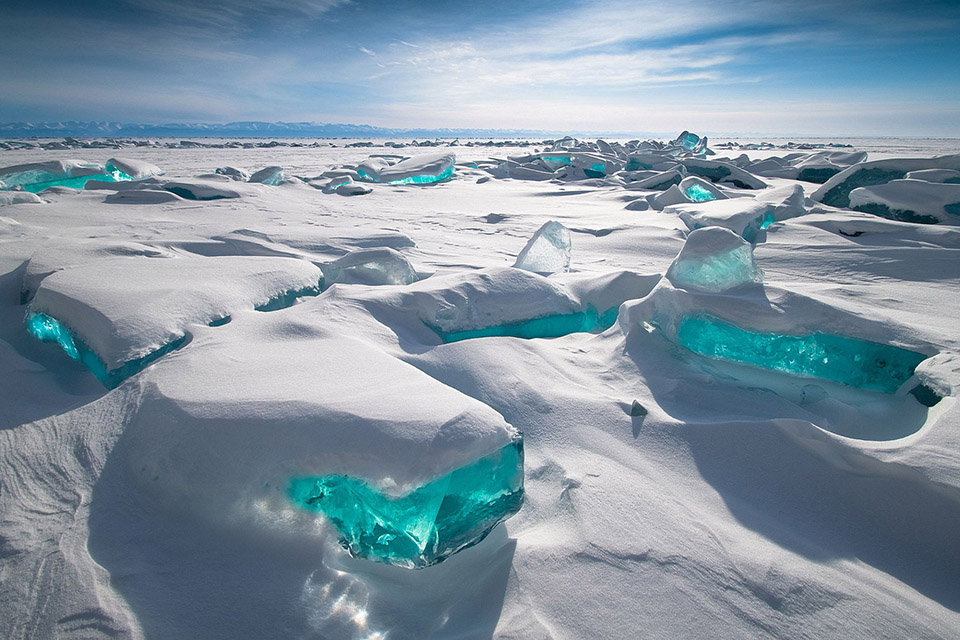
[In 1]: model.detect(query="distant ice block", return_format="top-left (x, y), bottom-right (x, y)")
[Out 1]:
top-left (358, 153), bottom-right (455, 185)
top-left (676, 314), bottom-right (927, 394)
top-left (513, 221), bottom-right (572, 274)
top-left (0, 191), bottom-right (44, 206)
top-left (848, 179), bottom-right (960, 224)
top-left (681, 158), bottom-right (766, 190)
top-left (0, 159), bottom-right (107, 192)
top-left (672, 130), bottom-right (707, 154)
top-left (26, 255), bottom-right (323, 387)
top-left (625, 168), bottom-right (684, 191)
top-left (290, 436), bottom-right (523, 568)
top-left (336, 181), bottom-right (372, 196)
top-left (214, 166), bottom-right (250, 181)
top-left (106, 157), bottom-right (163, 180)
top-left (163, 179), bottom-right (242, 200)
top-left (248, 166), bottom-right (284, 185)
top-left (666, 227), bottom-right (763, 292)
top-left (812, 155), bottom-right (960, 208)
top-left (322, 248), bottom-right (418, 286)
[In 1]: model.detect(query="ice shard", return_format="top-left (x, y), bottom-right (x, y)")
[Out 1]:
top-left (289, 437), bottom-right (524, 568)
top-left (513, 220), bottom-right (572, 274)
top-left (676, 314), bottom-right (928, 394)
top-left (322, 248), bottom-right (418, 286)
top-left (666, 227), bottom-right (763, 292)
top-left (248, 166), bottom-right (285, 185)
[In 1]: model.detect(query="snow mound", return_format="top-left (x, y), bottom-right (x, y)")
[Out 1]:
top-left (0, 191), bottom-right (44, 206)
top-left (669, 185), bottom-right (806, 241)
top-left (106, 157), bottom-right (164, 180)
top-left (680, 158), bottom-right (767, 189)
top-left (163, 179), bottom-right (245, 200)
top-left (812, 154), bottom-right (960, 208)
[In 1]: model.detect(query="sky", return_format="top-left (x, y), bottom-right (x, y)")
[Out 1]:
top-left (1, 0), bottom-right (959, 136)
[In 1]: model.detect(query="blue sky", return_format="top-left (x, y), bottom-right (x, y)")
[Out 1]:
top-left (1, 0), bottom-right (958, 135)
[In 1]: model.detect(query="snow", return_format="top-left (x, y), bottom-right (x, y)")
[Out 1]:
top-left (1, 136), bottom-right (960, 639)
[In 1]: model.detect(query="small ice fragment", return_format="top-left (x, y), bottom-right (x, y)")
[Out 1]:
top-left (674, 131), bottom-right (702, 151)
top-left (514, 221), bottom-right (572, 274)
top-left (322, 247), bottom-right (418, 286)
top-left (215, 166), bottom-right (250, 181)
top-left (630, 400), bottom-right (648, 417)
top-left (679, 177), bottom-right (727, 203)
top-left (248, 166), bottom-right (284, 185)
top-left (667, 227), bottom-right (763, 292)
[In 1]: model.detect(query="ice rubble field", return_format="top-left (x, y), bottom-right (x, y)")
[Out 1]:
top-left (1, 134), bottom-right (960, 639)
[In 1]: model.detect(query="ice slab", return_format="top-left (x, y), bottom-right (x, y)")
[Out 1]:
top-left (681, 158), bottom-right (766, 190)
top-left (812, 155), bottom-right (960, 208)
top-left (904, 169), bottom-right (960, 184)
top-left (680, 176), bottom-right (727, 203)
top-left (670, 185), bottom-right (804, 241)
top-left (105, 157), bottom-right (163, 180)
top-left (123, 327), bottom-right (521, 564)
top-left (513, 220), bottom-right (572, 274)
top-left (214, 166), bottom-right (250, 181)
top-left (666, 227), bottom-right (763, 292)
top-left (358, 153), bottom-right (455, 185)
top-left (163, 179), bottom-right (243, 200)
top-left (289, 437), bottom-right (523, 568)
top-left (322, 248), bottom-right (418, 286)
top-left (672, 130), bottom-right (707, 154)
top-left (676, 314), bottom-right (927, 394)
top-left (27, 255), bottom-right (323, 380)
top-left (848, 179), bottom-right (960, 224)
top-left (434, 305), bottom-right (618, 342)
top-left (248, 166), bottom-right (284, 185)
top-left (0, 159), bottom-right (105, 192)
top-left (625, 168), bottom-right (683, 191)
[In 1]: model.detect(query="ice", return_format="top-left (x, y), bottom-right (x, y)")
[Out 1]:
top-left (289, 437), bottom-right (523, 568)
top-left (163, 179), bottom-right (243, 200)
top-left (905, 169), bottom-right (960, 184)
top-left (336, 181), bottom-right (372, 196)
top-left (670, 185), bottom-right (805, 241)
top-left (27, 255), bottom-right (324, 381)
top-left (105, 157), bottom-right (163, 180)
top-left (676, 314), bottom-right (927, 393)
top-left (513, 220), bottom-right (572, 274)
top-left (214, 166), bottom-right (250, 181)
top-left (322, 248), bottom-right (418, 286)
top-left (248, 166), bottom-right (284, 185)
top-left (358, 153), bottom-right (456, 184)
top-left (0, 159), bottom-right (105, 192)
top-left (680, 176), bottom-right (727, 203)
top-left (812, 155), bottom-right (960, 208)
top-left (681, 158), bottom-right (767, 189)
top-left (848, 179), bottom-right (960, 224)
top-left (434, 305), bottom-right (618, 342)
top-left (625, 168), bottom-right (683, 191)
top-left (673, 130), bottom-right (707, 154)
top-left (666, 227), bottom-right (763, 292)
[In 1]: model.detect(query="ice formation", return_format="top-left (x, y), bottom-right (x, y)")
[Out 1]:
top-left (357, 153), bottom-right (456, 184)
top-left (513, 220), bottom-right (572, 274)
top-left (248, 166), bottom-right (284, 185)
top-left (163, 179), bottom-right (243, 200)
top-left (0, 191), bottom-right (43, 206)
top-left (812, 155), bottom-right (960, 208)
top-left (26, 256), bottom-right (323, 385)
top-left (669, 185), bottom-right (805, 241)
top-left (680, 158), bottom-right (767, 190)
top-left (666, 227), bottom-right (763, 292)
top-left (0, 159), bottom-right (106, 192)
top-left (679, 176), bottom-right (727, 203)
top-left (848, 179), bottom-right (960, 224)
top-left (676, 314), bottom-right (927, 393)
top-left (435, 305), bottom-right (618, 342)
top-left (104, 157), bottom-right (163, 180)
top-left (322, 248), bottom-right (418, 286)
top-left (289, 436), bottom-right (523, 568)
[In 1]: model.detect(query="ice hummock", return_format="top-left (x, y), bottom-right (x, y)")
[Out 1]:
top-left (848, 179), bottom-right (960, 224)
top-left (666, 227), bottom-right (763, 292)
top-left (26, 255), bottom-right (323, 386)
top-left (357, 153), bottom-right (455, 184)
top-left (248, 166), bottom-right (284, 185)
top-left (812, 154), bottom-right (960, 208)
top-left (513, 220), bottom-right (572, 274)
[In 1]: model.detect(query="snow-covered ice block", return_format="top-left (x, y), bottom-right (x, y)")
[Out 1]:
top-left (322, 248), bottom-right (418, 286)
top-left (0, 191), bottom-right (43, 206)
top-left (669, 185), bottom-right (805, 241)
top-left (513, 220), bottom-right (572, 274)
top-left (647, 184), bottom-right (691, 210)
top-left (163, 179), bottom-right (243, 200)
top-left (358, 153), bottom-right (455, 185)
top-left (0, 159), bottom-right (106, 192)
top-left (666, 227), bottom-right (763, 292)
top-left (848, 179), bottom-right (960, 224)
top-left (214, 166), bottom-right (250, 181)
top-left (105, 157), bottom-right (164, 180)
top-left (248, 166), bottom-right (284, 185)
top-left (680, 158), bottom-right (767, 190)
top-left (625, 168), bottom-right (683, 191)
top-left (124, 319), bottom-right (522, 568)
top-left (336, 181), bottom-right (372, 196)
top-left (812, 155), bottom-right (960, 208)
top-left (679, 176), bottom-right (727, 203)
top-left (26, 255), bottom-right (323, 386)
top-left (904, 168), bottom-right (960, 184)
top-left (104, 189), bottom-right (182, 204)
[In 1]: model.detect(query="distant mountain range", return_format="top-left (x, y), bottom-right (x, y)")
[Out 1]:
top-left (0, 121), bottom-right (574, 139)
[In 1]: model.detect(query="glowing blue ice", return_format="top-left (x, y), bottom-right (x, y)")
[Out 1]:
top-left (676, 314), bottom-right (928, 394)
top-left (433, 305), bottom-right (618, 343)
top-left (685, 183), bottom-right (717, 202)
top-left (289, 437), bottom-right (524, 568)
top-left (385, 166), bottom-right (454, 185)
